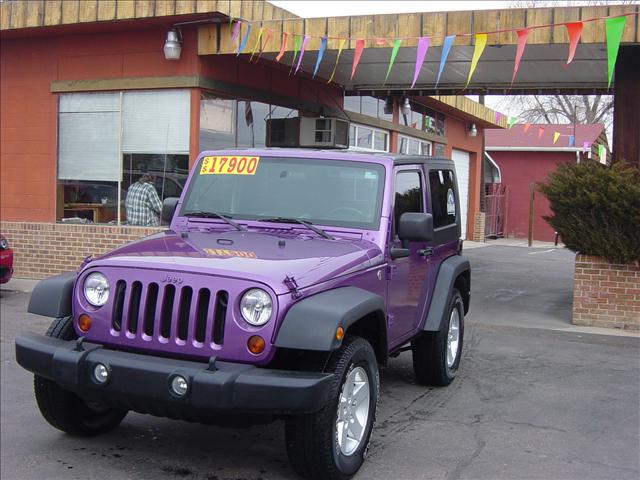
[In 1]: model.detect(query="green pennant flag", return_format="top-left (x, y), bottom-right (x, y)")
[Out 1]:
top-left (384, 39), bottom-right (402, 85)
top-left (507, 116), bottom-right (517, 129)
top-left (290, 35), bottom-right (302, 72)
top-left (598, 144), bottom-right (605, 161)
top-left (605, 16), bottom-right (626, 89)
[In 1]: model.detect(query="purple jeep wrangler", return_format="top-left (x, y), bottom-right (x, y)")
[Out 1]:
top-left (16, 149), bottom-right (469, 479)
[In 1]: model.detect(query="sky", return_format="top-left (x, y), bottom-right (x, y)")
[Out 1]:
top-left (269, 1), bottom-right (636, 18)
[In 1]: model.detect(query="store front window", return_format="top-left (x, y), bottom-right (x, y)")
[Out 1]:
top-left (348, 124), bottom-right (389, 152)
top-left (398, 135), bottom-right (432, 156)
top-left (57, 90), bottom-right (190, 226)
top-left (343, 95), bottom-right (393, 122)
top-left (200, 93), bottom-right (298, 151)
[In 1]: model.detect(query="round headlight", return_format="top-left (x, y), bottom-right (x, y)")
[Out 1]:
top-left (240, 289), bottom-right (273, 326)
top-left (84, 272), bottom-right (110, 307)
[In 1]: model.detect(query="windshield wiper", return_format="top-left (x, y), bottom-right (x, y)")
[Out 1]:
top-left (258, 217), bottom-right (333, 240)
top-left (183, 211), bottom-right (245, 231)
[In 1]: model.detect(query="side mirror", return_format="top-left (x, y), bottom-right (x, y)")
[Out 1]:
top-left (398, 212), bottom-right (434, 243)
top-left (161, 197), bottom-right (179, 224)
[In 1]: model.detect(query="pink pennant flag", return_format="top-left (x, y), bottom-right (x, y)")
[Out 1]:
top-left (375, 38), bottom-right (386, 46)
top-left (295, 35), bottom-right (310, 74)
top-left (512, 28), bottom-right (529, 84)
top-left (351, 39), bottom-right (365, 81)
top-left (553, 131), bottom-right (561, 144)
top-left (538, 127), bottom-right (545, 139)
top-left (411, 37), bottom-right (430, 88)
top-left (523, 123), bottom-right (531, 133)
top-left (231, 20), bottom-right (241, 41)
top-left (565, 22), bottom-right (583, 65)
top-left (495, 112), bottom-right (502, 124)
top-left (583, 140), bottom-right (590, 152)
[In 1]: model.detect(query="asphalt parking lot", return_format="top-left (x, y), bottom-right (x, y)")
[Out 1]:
top-left (1, 244), bottom-right (638, 480)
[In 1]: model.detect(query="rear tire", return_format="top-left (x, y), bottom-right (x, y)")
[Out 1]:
top-left (34, 316), bottom-right (127, 436)
top-left (412, 288), bottom-right (464, 386)
top-left (285, 336), bottom-right (379, 480)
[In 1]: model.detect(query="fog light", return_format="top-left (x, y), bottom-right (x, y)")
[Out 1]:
top-left (247, 335), bottom-right (265, 355)
top-left (78, 314), bottom-right (92, 333)
top-left (170, 375), bottom-right (189, 396)
top-left (93, 363), bottom-right (109, 384)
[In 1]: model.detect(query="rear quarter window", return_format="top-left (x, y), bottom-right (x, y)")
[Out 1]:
top-left (429, 169), bottom-right (457, 228)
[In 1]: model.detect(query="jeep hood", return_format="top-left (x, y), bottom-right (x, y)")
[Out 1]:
top-left (88, 229), bottom-right (383, 295)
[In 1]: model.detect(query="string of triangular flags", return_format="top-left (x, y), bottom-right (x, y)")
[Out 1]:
top-left (229, 12), bottom-right (635, 88)
top-left (497, 114), bottom-right (607, 161)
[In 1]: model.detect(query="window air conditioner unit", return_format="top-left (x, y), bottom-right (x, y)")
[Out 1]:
top-left (299, 117), bottom-right (350, 148)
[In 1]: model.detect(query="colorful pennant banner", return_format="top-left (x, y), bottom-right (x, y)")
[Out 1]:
top-left (231, 12), bottom-right (634, 88)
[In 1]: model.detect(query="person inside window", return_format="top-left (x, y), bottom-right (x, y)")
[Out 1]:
top-left (125, 165), bottom-right (162, 226)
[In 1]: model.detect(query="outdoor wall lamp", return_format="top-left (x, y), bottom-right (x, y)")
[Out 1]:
top-left (400, 97), bottom-right (411, 117)
top-left (164, 29), bottom-right (182, 60)
top-left (468, 123), bottom-right (478, 137)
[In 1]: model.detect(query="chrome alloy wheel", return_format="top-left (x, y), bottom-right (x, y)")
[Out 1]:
top-left (335, 366), bottom-right (370, 456)
top-left (446, 308), bottom-right (461, 369)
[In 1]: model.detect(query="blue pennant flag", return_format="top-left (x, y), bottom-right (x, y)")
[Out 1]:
top-left (569, 135), bottom-right (575, 147)
top-left (237, 24), bottom-right (251, 56)
top-left (313, 37), bottom-right (328, 79)
top-left (436, 35), bottom-right (456, 87)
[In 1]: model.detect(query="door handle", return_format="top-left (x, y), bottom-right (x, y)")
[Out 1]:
top-left (417, 247), bottom-right (433, 257)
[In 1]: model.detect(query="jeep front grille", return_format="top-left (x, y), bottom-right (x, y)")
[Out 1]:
top-left (111, 280), bottom-right (227, 347)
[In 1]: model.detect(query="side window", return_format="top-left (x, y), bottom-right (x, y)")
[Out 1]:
top-left (394, 171), bottom-right (423, 235)
top-left (429, 169), bottom-right (457, 228)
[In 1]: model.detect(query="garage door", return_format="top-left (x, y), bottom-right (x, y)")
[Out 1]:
top-left (451, 149), bottom-right (470, 240)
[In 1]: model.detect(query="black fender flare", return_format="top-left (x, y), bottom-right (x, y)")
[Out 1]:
top-left (28, 272), bottom-right (76, 318)
top-left (422, 255), bottom-right (470, 331)
top-left (274, 287), bottom-right (386, 352)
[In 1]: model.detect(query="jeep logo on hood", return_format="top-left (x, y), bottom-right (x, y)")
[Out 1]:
top-left (162, 274), bottom-right (183, 285)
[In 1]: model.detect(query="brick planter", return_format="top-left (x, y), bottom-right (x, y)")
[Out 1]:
top-left (573, 254), bottom-right (640, 330)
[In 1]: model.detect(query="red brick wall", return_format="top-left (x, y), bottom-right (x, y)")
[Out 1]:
top-left (573, 254), bottom-right (640, 330)
top-left (0, 221), bottom-right (162, 279)
top-left (489, 150), bottom-right (575, 242)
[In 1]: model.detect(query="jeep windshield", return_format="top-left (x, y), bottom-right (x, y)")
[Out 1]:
top-left (180, 156), bottom-right (386, 230)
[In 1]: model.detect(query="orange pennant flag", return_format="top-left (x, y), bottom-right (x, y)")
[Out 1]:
top-left (523, 123), bottom-right (531, 133)
top-left (276, 32), bottom-right (289, 62)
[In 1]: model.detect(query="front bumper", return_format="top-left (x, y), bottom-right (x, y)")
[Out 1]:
top-left (15, 333), bottom-right (333, 416)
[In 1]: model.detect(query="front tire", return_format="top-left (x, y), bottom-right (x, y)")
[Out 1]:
top-left (33, 316), bottom-right (127, 436)
top-left (412, 288), bottom-right (465, 386)
top-left (285, 336), bottom-right (379, 480)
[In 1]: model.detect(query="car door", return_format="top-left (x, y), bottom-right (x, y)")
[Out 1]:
top-left (387, 167), bottom-right (431, 344)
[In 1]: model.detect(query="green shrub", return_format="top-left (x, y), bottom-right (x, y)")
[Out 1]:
top-left (539, 161), bottom-right (640, 264)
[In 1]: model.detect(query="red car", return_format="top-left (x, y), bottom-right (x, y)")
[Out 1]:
top-left (0, 234), bottom-right (13, 284)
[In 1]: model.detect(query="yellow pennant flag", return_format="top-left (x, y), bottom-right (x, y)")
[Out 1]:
top-left (553, 132), bottom-right (561, 144)
top-left (328, 39), bottom-right (347, 84)
top-left (466, 33), bottom-right (487, 88)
